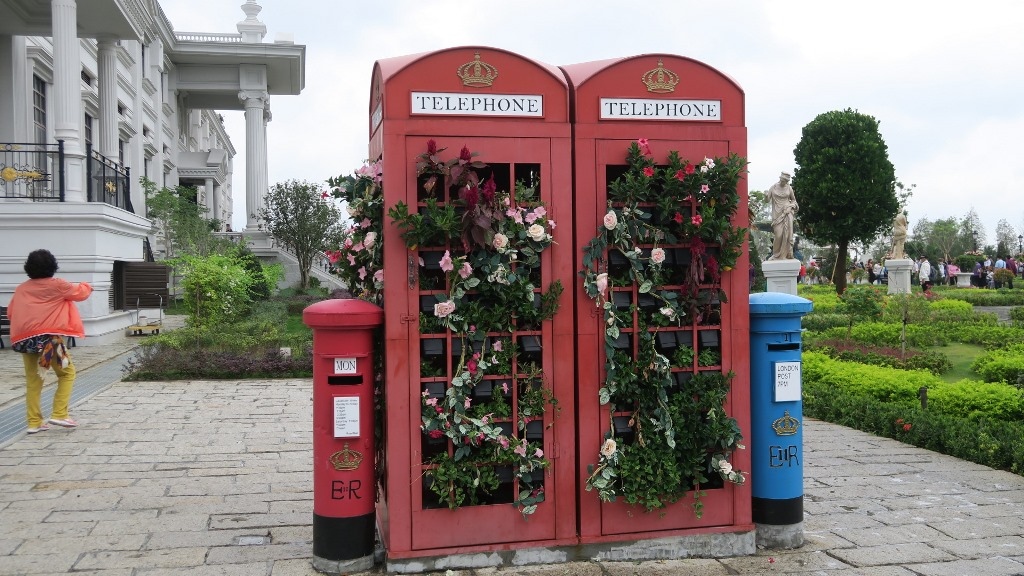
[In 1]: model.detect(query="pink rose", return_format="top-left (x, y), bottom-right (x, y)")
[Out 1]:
top-left (492, 233), bottom-right (509, 251)
top-left (433, 300), bottom-right (456, 318)
top-left (363, 231), bottom-right (377, 248)
top-left (534, 448), bottom-right (544, 458)
top-left (651, 248), bottom-right (666, 264)
top-left (440, 250), bottom-right (454, 272)
top-left (373, 269), bottom-right (384, 283)
top-left (595, 272), bottom-right (609, 297)
top-left (459, 262), bottom-right (473, 279)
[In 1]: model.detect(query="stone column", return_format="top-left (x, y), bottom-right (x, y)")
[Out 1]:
top-left (51, 0), bottom-right (85, 202)
top-left (204, 177), bottom-right (215, 219)
top-left (97, 38), bottom-right (118, 160)
top-left (239, 90), bottom-right (268, 229)
top-left (211, 183), bottom-right (221, 230)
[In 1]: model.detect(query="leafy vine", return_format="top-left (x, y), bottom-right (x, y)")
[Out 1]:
top-left (392, 140), bottom-right (561, 517)
top-left (581, 140), bottom-right (748, 515)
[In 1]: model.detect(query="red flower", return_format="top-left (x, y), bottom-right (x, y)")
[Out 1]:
top-left (321, 191), bottom-right (330, 199)
top-left (643, 166), bottom-right (654, 178)
top-left (461, 185), bottom-right (479, 209)
top-left (692, 214), bottom-right (703, 226)
top-left (896, 418), bottom-right (904, 424)
top-left (903, 423), bottom-right (912, 431)
top-left (637, 138), bottom-right (652, 156)
top-left (684, 163), bottom-right (695, 175)
top-left (481, 176), bottom-right (497, 203)
top-left (673, 212), bottom-right (684, 224)
top-left (427, 139), bottom-right (438, 156)
top-left (429, 429), bottom-right (444, 439)
top-left (467, 359), bottom-right (478, 375)
top-left (459, 145), bottom-right (472, 162)
top-left (675, 169), bottom-right (686, 181)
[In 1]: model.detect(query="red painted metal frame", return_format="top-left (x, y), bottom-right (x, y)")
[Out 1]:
top-left (369, 47), bottom-right (577, 559)
top-left (562, 54), bottom-right (753, 544)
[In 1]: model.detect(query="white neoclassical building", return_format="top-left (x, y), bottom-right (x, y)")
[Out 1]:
top-left (0, 0), bottom-right (305, 344)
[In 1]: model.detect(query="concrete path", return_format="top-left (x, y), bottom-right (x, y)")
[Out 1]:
top-left (1, 336), bottom-right (1024, 574)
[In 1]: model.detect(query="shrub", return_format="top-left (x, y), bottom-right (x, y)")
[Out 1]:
top-left (1013, 306), bottom-right (1024, 327)
top-left (928, 378), bottom-right (1024, 420)
top-left (972, 343), bottom-right (1024, 384)
top-left (802, 312), bottom-right (849, 332)
top-left (802, 352), bottom-right (929, 404)
top-left (806, 339), bottom-right (952, 375)
top-left (926, 299), bottom-right (976, 323)
top-left (172, 253), bottom-right (254, 328)
top-left (951, 324), bottom-right (1024, 348)
top-left (940, 290), bottom-right (1024, 306)
top-left (813, 322), bottom-right (948, 348)
top-left (804, 384), bottom-right (1024, 474)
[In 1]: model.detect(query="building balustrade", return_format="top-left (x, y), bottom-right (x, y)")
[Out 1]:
top-left (0, 140), bottom-right (133, 213)
top-left (175, 32), bottom-right (243, 43)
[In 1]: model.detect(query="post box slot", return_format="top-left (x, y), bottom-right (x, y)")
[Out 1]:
top-left (328, 375), bottom-right (363, 385)
top-left (767, 343), bottom-right (800, 351)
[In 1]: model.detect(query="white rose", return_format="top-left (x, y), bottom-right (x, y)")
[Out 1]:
top-left (363, 231), bottom-right (377, 249)
top-left (600, 438), bottom-right (617, 458)
top-left (433, 300), bottom-right (456, 318)
top-left (603, 211), bottom-right (618, 230)
top-left (492, 233), bottom-right (509, 251)
top-left (719, 460), bottom-right (733, 475)
top-left (528, 224), bottom-right (546, 242)
top-left (651, 247), bottom-right (666, 264)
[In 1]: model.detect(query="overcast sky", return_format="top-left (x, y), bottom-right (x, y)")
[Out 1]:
top-left (160, 0), bottom-right (1024, 248)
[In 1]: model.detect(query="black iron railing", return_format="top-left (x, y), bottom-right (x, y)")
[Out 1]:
top-left (0, 141), bottom-right (64, 201)
top-left (86, 143), bottom-right (132, 212)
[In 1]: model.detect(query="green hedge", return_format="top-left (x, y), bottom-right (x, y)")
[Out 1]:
top-left (812, 322), bottom-right (948, 348)
top-left (972, 343), bottom-right (1024, 384)
top-left (804, 384), bottom-right (1024, 474)
top-left (801, 312), bottom-right (850, 332)
top-left (935, 288), bottom-right (1024, 306)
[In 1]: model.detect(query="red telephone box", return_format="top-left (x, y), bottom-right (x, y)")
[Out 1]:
top-left (563, 54), bottom-right (753, 546)
top-left (370, 47), bottom-right (577, 561)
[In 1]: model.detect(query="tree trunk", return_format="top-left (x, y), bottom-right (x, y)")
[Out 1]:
top-left (834, 239), bottom-right (849, 294)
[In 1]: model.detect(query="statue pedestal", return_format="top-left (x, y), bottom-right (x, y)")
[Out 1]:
top-left (885, 258), bottom-right (913, 294)
top-left (762, 259), bottom-right (800, 295)
top-left (955, 272), bottom-right (973, 288)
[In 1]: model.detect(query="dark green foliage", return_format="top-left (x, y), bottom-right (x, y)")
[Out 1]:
top-left (792, 109), bottom-right (898, 294)
top-left (804, 384), bottom-right (1024, 474)
top-left (807, 339), bottom-right (952, 375)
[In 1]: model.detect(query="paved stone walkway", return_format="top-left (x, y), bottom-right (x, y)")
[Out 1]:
top-left (1, 371), bottom-right (1023, 575)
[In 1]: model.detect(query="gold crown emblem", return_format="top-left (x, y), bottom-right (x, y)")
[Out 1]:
top-left (329, 443), bottom-right (364, 471)
top-left (456, 52), bottom-right (498, 88)
top-left (772, 411), bottom-right (801, 436)
top-left (641, 59), bottom-right (680, 94)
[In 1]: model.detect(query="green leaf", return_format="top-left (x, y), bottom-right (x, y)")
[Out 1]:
top-left (639, 280), bottom-right (653, 294)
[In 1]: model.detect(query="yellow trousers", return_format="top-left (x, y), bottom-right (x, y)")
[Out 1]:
top-left (22, 352), bottom-right (76, 428)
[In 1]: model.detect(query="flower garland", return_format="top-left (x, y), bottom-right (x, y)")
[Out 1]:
top-left (581, 140), bottom-right (748, 515)
top-left (327, 160), bottom-right (384, 303)
top-left (390, 140), bottom-right (562, 517)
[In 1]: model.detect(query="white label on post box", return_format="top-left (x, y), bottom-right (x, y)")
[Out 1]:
top-left (774, 361), bottom-right (802, 402)
top-left (334, 358), bottom-right (357, 374)
top-left (333, 396), bottom-right (360, 438)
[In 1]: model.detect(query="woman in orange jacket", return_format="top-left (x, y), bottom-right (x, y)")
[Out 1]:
top-left (8, 249), bottom-right (93, 434)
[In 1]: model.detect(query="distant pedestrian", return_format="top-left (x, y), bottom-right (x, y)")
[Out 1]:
top-left (918, 256), bottom-right (932, 293)
top-left (7, 249), bottom-right (93, 434)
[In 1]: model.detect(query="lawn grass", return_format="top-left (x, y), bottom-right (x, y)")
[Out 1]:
top-left (937, 342), bottom-right (986, 383)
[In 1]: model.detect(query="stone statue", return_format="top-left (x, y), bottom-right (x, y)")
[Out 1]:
top-left (889, 212), bottom-right (908, 259)
top-left (768, 172), bottom-right (799, 260)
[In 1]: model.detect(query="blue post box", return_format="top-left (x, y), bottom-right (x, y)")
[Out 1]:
top-left (749, 292), bottom-right (813, 548)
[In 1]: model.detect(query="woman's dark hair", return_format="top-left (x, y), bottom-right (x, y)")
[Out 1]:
top-left (24, 249), bottom-right (58, 279)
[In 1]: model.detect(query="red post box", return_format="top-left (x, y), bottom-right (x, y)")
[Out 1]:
top-left (304, 298), bottom-right (383, 574)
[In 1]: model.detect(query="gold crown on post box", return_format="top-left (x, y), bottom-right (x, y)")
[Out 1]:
top-left (457, 52), bottom-right (499, 87)
top-left (329, 443), bottom-right (364, 471)
top-left (641, 59), bottom-right (680, 93)
top-left (772, 411), bottom-right (801, 436)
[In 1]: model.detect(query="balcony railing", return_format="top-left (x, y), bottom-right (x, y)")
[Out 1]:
top-left (175, 32), bottom-right (243, 43)
top-left (86, 143), bottom-right (133, 212)
top-left (0, 141), bottom-right (64, 201)
top-left (2, 141), bottom-right (133, 212)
